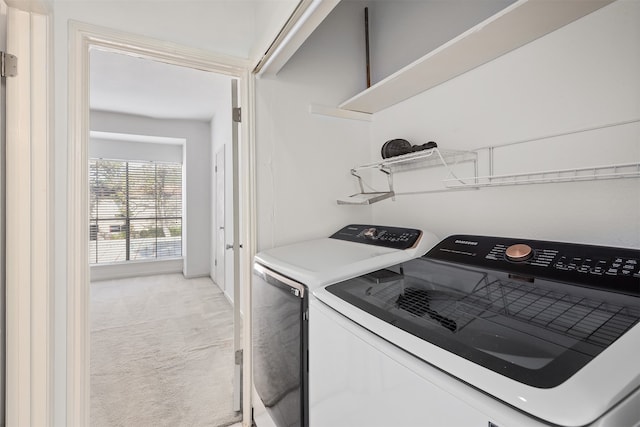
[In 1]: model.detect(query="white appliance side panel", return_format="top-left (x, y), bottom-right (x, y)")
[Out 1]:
top-left (309, 301), bottom-right (547, 427)
top-left (589, 386), bottom-right (640, 427)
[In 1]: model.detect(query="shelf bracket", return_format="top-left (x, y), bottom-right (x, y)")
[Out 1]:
top-left (378, 166), bottom-right (395, 200)
top-left (336, 169), bottom-right (395, 205)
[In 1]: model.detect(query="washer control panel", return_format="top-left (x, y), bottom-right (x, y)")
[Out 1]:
top-left (330, 224), bottom-right (422, 250)
top-left (427, 235), bottom-right (640, 295)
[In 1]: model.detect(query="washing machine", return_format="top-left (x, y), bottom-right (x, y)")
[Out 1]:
top-left (251, 224), bottom-right (439, 427)
top-left (312, 234), bottom-right (640, 426)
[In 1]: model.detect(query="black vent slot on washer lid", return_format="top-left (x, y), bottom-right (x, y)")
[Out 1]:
top-left (396, 288), bottom-right (458, 332)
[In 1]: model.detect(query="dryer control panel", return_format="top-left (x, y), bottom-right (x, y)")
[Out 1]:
top-left (330, 224), bottom-right (422, 250)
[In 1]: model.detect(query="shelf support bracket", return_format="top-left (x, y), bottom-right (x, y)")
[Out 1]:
top-left (351, 169), bottom-right (366, 193)
top-left (379, 166), bottom-right (395, 200)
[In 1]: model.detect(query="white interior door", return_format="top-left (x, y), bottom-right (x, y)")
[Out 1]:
top-left (214, 146), bottom-right (226, 295)
top-left (231, 78), bottom-right (242, 413)
top-left (0, 2), bottom-right (7, 423)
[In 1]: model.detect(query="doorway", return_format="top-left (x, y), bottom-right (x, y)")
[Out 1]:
top-left (67, 23), bottom-right (254, 426)
top-left (89, 47), bottom-right (238, 425)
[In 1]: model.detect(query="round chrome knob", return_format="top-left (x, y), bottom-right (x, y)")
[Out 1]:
top-left (363, 227), bottom-right (378, 239)
top-left (505, 244), bottom-right (533, 261)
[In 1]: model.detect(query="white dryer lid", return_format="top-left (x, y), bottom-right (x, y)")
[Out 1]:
top-left (255, 232), bottom-right (438, 290)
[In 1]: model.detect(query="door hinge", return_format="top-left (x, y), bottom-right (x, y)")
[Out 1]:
top-left (1, 52), bottom-right (17, 78)
top-left (215, 165), bottom-right (218, 173)
top-left (235, 349), bottom-right (243, 365)
top-left (214, 259), bottom-right (217, 266)
top-left (232, 107), bottom-right (241, 123)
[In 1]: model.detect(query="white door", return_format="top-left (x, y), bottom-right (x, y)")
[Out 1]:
top-left (0, 2), bottom-right (7, 423)
top-left (231, 78), bottom-right (242, 413)
top-left (214, 146), bottom-right (226, 295)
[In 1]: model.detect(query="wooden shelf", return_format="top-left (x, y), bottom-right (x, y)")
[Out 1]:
top-left (339, 0), bottom-right (614, 114)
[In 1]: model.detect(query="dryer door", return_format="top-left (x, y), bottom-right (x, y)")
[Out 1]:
top-left (253, 263), bottom-right (308, 427)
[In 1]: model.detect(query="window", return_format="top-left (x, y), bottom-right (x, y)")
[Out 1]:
top-left (89, 159), bottom-right (182, 264)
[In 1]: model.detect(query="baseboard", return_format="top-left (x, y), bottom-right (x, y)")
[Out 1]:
top-left (183, 272), bottom-right (211, 279)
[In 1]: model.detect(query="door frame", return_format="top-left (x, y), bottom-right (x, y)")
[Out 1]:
top-left (67, 21), bottom-right (257, 426)
top-left (213, 145), bottom-right (226, 296)
top-left (4, 6), bottom-right (53, 426)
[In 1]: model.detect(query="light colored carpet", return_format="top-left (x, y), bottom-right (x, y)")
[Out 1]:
top-left (90, 274), bottom-right (242, 427)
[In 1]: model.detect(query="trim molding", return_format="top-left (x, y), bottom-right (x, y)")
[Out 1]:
top-left (67, 21), bottom-right (253, 427)
top-left (5, 7), bottom-right (53, 426)
top-left (242, 71), bottom-right (257, 426)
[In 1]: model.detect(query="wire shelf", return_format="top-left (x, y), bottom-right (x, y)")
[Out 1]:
top-left (355, 148), bottom-right (477, 173)
top-left (444, 162), bottom-right (640, 188)
top-left (338, 148), bottom-right (477, 204)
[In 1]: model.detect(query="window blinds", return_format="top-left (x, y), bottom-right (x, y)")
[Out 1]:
top-left (89, 159), bottom-right (182, 264)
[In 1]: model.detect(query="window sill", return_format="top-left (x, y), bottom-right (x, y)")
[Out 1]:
top-left (90, 258), bottom-right (184, 282)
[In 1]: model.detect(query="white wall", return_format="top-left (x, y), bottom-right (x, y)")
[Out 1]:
top-left (258, 0), bottom-right (639, 251)
top-left (89, 137), bottom-right (184, 163)
top-left (255, 1), bottom-right (373, 251)
top-left (369, 0), bottom-right (640, 249)
top-left (54, 1), bottom-right (253, 59)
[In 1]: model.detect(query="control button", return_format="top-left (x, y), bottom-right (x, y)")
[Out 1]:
top-left (505, 244), bottom-right (533, 262)
top-left (606, 269), bottom-right (619, 276)
top-left (590, 267), bottom-right (604, 276)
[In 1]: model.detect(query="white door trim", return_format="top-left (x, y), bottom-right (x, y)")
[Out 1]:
top-left (213, 146), bottom-right (226, 295)
top-left (67, 21), bottom-right (256, 427)
top-left (5, 7), bottom-right (53, 427)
